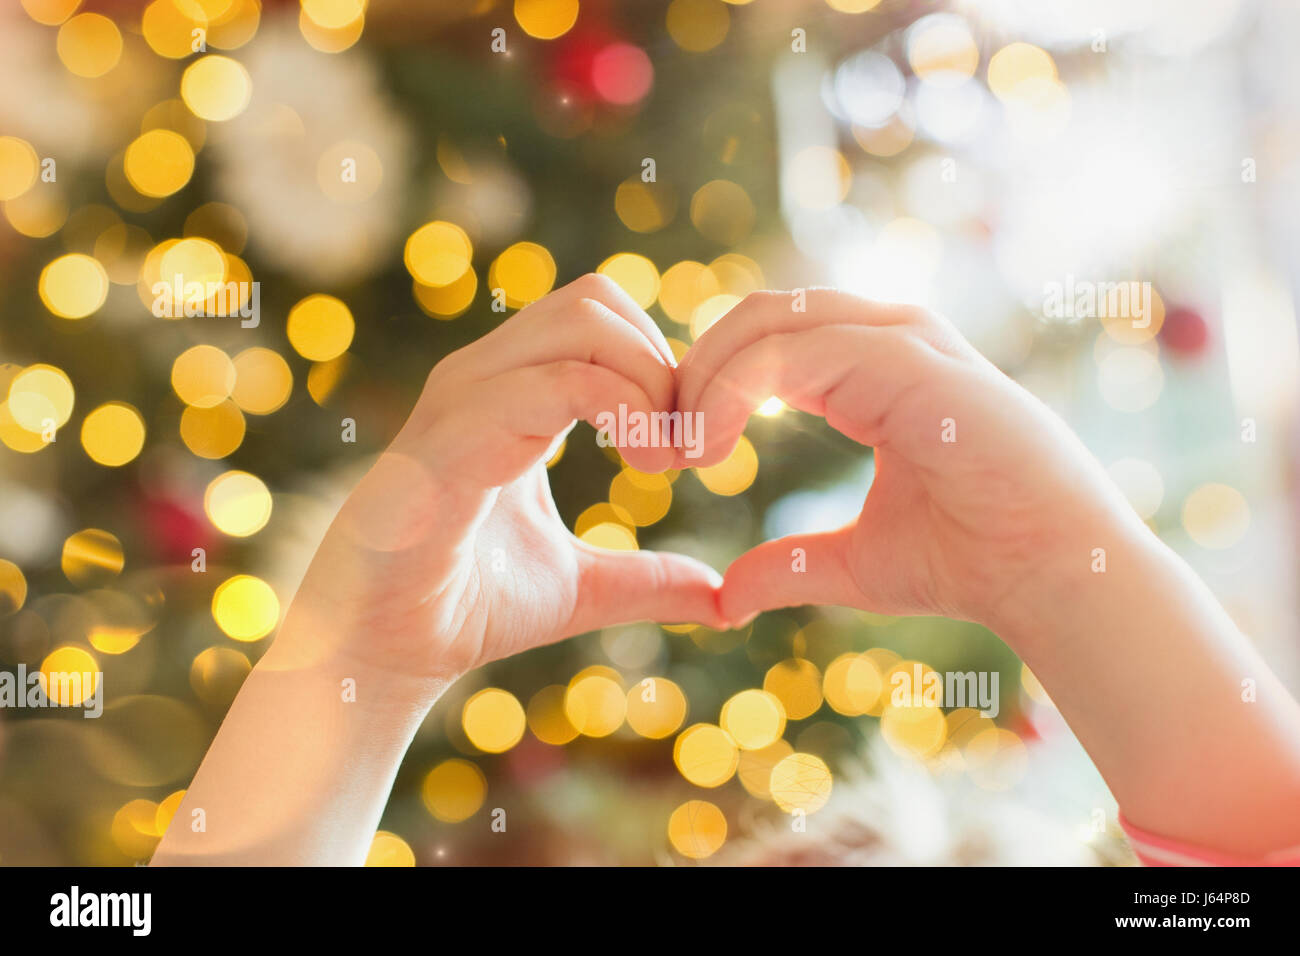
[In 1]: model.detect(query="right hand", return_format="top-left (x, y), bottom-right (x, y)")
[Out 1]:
top-left (673, 289), bottom-right (1144, 634)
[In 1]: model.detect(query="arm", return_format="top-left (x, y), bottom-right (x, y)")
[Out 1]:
top-left (152, 274), bottom-right (725, 865)
top-left (674, 289), bottom-right (1300, 859)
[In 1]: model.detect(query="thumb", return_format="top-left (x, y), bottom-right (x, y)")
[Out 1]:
top-left (719, 529), bottom-right (861, 626)
top-left (569, 544), bottom-right (727, 634)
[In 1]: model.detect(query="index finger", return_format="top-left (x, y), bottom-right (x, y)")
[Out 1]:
top-left (675, 289), bottom-right (927, 414)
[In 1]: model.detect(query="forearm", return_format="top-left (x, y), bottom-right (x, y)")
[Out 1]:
top-left (151, 619), bottom-right (450, 866)
top-left (996, 513), bottom-right (1300, 856)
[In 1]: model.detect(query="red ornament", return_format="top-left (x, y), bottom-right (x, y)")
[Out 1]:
top-left (1160, 306), bottom-right (1209, 357)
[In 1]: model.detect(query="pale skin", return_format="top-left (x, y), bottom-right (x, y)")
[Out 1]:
top-left (151, 279), bottom-right (1300, 865)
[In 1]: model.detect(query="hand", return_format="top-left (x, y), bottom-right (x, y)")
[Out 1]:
top-left (673, 289), bottom-right (1143, 634)
top-left (284, 274), bottom-right (725, 687)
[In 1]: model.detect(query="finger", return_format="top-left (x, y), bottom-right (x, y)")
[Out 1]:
top-left (446, 292), bottom-right (675, 411)
top-left (676, 289), bottom-right (926, 413)
top-left (430, 360), bottom-right (675, 486)
top-left (568, 545), bottom-right (727, 633)
top-left (717, 528), bottom-right (860, 625)
top-left (675, 323), bottom-right (935, 467)
top-left (562, 272), bottom-right (677, 366)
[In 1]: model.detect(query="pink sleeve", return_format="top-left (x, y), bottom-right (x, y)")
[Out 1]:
top-left (1120, 813), bottom-right (1300, 866)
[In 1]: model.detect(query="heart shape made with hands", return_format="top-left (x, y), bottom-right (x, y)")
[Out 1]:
top-left (600, 285), bottom-right (1008, 634)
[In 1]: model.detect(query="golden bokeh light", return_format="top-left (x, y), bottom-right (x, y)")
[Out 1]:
top-left (574, 502), bottom-right (634, 536)
top-left (413, 269), bottom-right (478, 319)
top-left (205, 470), bottom-right (273, 537)
top-left (462, 688), bottom-right (527, 754)
top-left (514, 0), bottom-right (578, 40)
top-left (489, 241), bottom-right (557, 308)
top-left (526, 684), bottom-right (579, 745)
top-left (881, 700), bottom-right (948, 758)
top-left (299, 7), bottom-right (365, 53)
top-left (689, 179), bottom-right (755, 244)
top-left (61, 528), bottom-right (124, 588)
top-left (596, 252), bottom-right (660, 309)
top-left (1100, 288), bottom-right (1166, 345)
top-left (180, 399), bottom-right (246, 459)
top-left (694, 434), bottom-right (757, 496)
top-left (825, 0), bottom-right (882, 11)
top-left (625, 677), bottom-right (688, 739)
top-left (21, 0), bottom-right (83, 27)
top-left (86, 587), bottom-right (156, 655)
top-left (39, 645), bottom-right (99, 706)
top-left (673, 722), bottom-right (739, 787)
top-left (143, 0), bottom-right (207, 59)
top-left (307, 355), bottom-right (350, 406)
top-left (189, 646), bottom-right (252, 709)
top-left (111, 799), bottom-right (160, 860)
top-left (564, 674), bottom-right (627, 737)
top-left (667, 0), bottom-right (730, 53)
top-left (578, 520), bottom-right (638, 551)
top-left (763, 657), bottom-right (823, 720)
top-left (720, 688), bottom-right (786, 751)
top-left (667, 800), bottom-right (727, 859)
top-left (0, 136), bottom-right (40, 201)
top-left (689, 292), bottom-right (741, 339)
top-left (39, 254), bottom-right (109, 319)
top-left (172, 345), bottom-right (236, 408)
top-left (614, 178), bottom-right (677, 233)
top-left (56, 13), bottom-right (122, 78)
top-left (658, 260), bottom-right (719, 325)
top-left (211, 574), bottom-right (279, 641)
top-left (823, 652), bottom-right (884, 716)
top-left (287, 294), bottom-right (355, 362)
top-left (737, 739), bottom-right (794, 799)
top-left (124, 130), bottom-right (196, 198)
top-left (209, 0), bottom-right (260, 49)
top-left (365, 831), bottom-right (416, 867)
top-left (987, 43), bottom-right (1058, 101)
top-left (707, 252), bottom-right (764, 296)
top-left (421, 758), bottom-right (487, 823)
top-left (231, 347), bottom-right (293, 415)
top-left (7, 364), bottom-right (74, 434)
top-left (907, 14), bottom-right (979, 82)
top-left (155, 790), bottom-right (186, 836)
top-left (0, 559), bottom-right (29, 615)
top-left (181, 55), bottom-right (253, 122)
top-left (609, 468), bottom-right (672, 526)
top-left (301, 0), bottom-right (365, 30)
top-left (404, 220), bottom-right (472, 287)
top-left (1182, 483), bottom-right (1250, 550)
top-left (769, 752), bottom-right (833, 813)
top-left (81, 402), bottom-right (146, 466)
top-left (158, 238), bottom-right (228, 308)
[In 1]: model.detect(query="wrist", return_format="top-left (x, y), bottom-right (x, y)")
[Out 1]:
top-left (268, 602), bottom-right (461, 713)
top-left (982, 503), bottom-right (1167, 655)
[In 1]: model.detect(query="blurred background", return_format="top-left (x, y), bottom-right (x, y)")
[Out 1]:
top-left (1, 0), bottom-right (1298, 866)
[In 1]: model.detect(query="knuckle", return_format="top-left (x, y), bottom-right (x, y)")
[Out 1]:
top-left (576, 271), bottom-right (621, 300)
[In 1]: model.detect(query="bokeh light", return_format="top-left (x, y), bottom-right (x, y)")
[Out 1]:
top-left (211, 574), bottom-right (279, 641)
